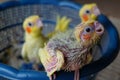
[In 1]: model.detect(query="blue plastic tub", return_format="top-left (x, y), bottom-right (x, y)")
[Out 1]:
top-left (0, 0), bottom-right (119, 80)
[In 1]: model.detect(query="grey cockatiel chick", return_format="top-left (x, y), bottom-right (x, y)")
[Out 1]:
top-left (39, 20), bottom-right (104, 80)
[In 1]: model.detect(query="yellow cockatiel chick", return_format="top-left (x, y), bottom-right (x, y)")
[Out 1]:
top-left (22, 15), bottom-right (48, 70)
top-left (79, 3), bottom-right (101, 22)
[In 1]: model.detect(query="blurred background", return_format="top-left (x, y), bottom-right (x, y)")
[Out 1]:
top-left (0, 0), bottom-right (120, 80)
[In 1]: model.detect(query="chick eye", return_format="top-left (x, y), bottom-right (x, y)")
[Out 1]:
top-left (84, 27), bottom-right (92, 33)
top-left (85, 10), bottom-right (90, 14)
top-left (28, 22), bottom-right (33, 27)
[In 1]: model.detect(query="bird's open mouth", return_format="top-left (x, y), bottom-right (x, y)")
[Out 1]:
top-left (95, 26), bottom-right (104, 34)
top-left (96, 28), bottom-right (102, 32)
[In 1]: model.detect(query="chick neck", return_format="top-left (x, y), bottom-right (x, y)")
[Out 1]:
top-left (25, 31), bottom-right (44, 42)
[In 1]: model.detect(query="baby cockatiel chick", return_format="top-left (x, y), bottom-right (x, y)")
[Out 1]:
top-left (39, 20), bottom-right (104, 80)
top-left (80, 3), bottom-right (101, 22)
top-left (22, 15), bottom-right (48, 70)
top-left (47, 15), bottom-right (71, 38)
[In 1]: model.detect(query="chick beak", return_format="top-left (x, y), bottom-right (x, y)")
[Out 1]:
top-left (95, 25), bottom-right (104, 35)
top-left (26, 27), bottom-right (31, 34)
top-left (82, 14), bottom-right (88, 22)
top-left (92, 6), bottom-right (101, 16)
top-left (37, 19), bottom-right (43, 29)
top-left (94, 22), bottom-right (104, 35)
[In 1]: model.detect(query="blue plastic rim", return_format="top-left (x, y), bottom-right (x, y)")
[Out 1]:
top-left (0, 0), bottom-right (119, 80)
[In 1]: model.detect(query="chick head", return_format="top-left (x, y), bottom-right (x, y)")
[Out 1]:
top-left (79, 3), bottom-right (101, 22)
top-left (23, 15), bottom-right (43, 35)
top-left (75, 20), bottom-right (104, 46)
